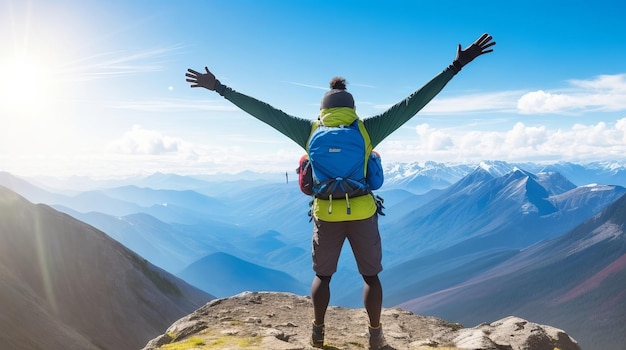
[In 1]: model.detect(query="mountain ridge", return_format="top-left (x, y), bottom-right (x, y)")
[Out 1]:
top-left (398, 192), bottom-right (626, 350)
top-left (0, 185), bottom-right (213, 350)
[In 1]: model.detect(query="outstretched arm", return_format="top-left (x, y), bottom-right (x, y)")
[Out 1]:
top-left (185, 67), bottom-right (312, 148)
top-left (364, 33), bottom-right (496, 147)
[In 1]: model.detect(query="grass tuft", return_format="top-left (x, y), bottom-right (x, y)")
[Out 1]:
top-left (161, 336), bottom-right (205, 349)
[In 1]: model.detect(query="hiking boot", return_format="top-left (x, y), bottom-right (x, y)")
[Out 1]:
top-left (369, 324), bottom-right (393, 350)
top-left (311, 320), bottom-right (325, 348)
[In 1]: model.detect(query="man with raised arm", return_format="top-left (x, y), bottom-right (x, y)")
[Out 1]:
top-left (186, 33), bottom-right (495, 350)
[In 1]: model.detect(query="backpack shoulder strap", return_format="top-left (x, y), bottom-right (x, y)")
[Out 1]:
top-left (305, 120), bottom-right (320, 153)
top-left (357, 119), bottom-right (373, 177)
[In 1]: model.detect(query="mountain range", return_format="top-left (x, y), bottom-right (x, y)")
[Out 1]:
top-left (3, 159), bottom-right (626, 349)
top-left (397, 189), bottom-right (626, 350)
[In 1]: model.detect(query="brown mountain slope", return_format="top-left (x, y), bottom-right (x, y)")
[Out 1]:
top-left (0, 186), bottom-right (213, 350)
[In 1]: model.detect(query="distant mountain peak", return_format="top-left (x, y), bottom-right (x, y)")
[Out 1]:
top-left (478, 160), bottom-right (516, 177)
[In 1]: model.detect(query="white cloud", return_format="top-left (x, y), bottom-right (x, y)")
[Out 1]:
top-left (516, 90), bottom-right (577, 114)
top-left (372, 74), bottom-right (626, 116)
top-left (569, 74), bottom-right (626, 92)
top-left (8, 118), bottom-right (626, 178)
top-left (379, 118), bottom-right (626, 164)
top-left (98, 125), bottom-right (302, 176)
top-left (505, 122), bottom-right (548, 148)
top-left (286, 81), bottom-right (327, 90)
top-left (415, 124), bottom-right (454, 150)
top-left (107, 125), bottom-right (184, 155)
top-left (517, 74), bottom-right (626, 114)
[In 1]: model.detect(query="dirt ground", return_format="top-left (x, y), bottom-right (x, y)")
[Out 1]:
top-left (143, 291), bottom-right (465, 350)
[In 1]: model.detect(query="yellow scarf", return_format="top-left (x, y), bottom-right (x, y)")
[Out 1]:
top-left (319, 107), bottom-right (359, 126)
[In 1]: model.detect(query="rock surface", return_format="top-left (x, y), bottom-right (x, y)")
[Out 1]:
top-left (143, 291), bottom-right (581, 350)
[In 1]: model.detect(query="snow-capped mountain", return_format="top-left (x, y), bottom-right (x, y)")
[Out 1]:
top-left (382, 160), bottom-right (626, 193)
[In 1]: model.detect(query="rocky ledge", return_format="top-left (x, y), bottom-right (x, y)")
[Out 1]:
top-left (143, 292), bottom-right (581, 350)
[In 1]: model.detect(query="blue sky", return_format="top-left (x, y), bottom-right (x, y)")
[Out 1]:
top-left (1, 0), bottom-right (625, 178)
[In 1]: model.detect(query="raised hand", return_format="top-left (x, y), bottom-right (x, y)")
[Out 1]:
top-left (185, 67), bottom-right (217, 90)
top-left (454, 33), bottom-right (496, 69)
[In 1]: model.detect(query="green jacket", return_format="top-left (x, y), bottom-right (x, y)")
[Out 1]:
top-left (216, 66), bottom-right (457, 221)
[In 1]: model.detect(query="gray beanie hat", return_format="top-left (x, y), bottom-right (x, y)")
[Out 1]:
top-left (320, 77), bottom-right (355, 109)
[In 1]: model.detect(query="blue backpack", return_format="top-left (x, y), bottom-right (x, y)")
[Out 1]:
top-left (299, 119), bottom-right (383, 200)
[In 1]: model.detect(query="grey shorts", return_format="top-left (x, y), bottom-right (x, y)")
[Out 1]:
top-left (312, 215), bottom-right (383, 277)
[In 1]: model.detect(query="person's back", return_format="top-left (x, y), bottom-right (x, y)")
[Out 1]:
top-left (185, 33), bottom-right (495, 350)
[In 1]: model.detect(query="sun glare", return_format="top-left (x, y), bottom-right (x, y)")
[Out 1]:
top-left (0, 50), bottom-right (70, 159)
top-left (0, 56), bottom-right (57, 116)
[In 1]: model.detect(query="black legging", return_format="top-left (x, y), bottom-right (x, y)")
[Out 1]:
top-left (311, 274), bottom-right (382, 327)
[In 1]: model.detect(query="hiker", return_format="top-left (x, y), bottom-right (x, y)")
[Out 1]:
top-left (186, 33), bottom-right (495, 349)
